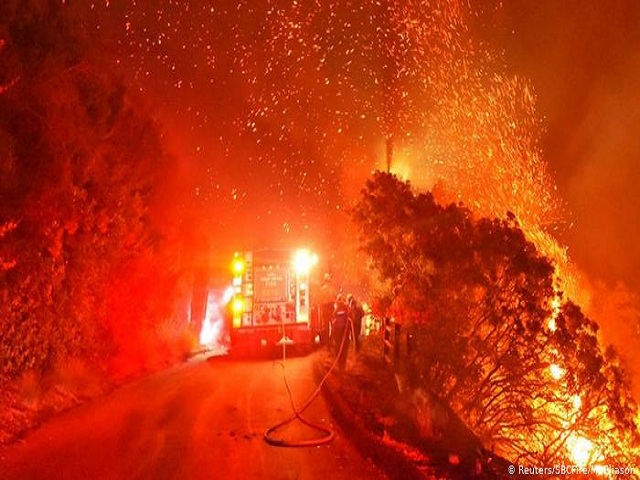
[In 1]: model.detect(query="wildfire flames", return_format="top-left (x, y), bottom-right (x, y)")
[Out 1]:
top-left (363, 1), bottom-right (640, 471)
top-left (567, 434), bottom-right (596, 467)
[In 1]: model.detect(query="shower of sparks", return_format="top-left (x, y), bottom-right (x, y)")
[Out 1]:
top-left (226, 0), bottom-right (571, 280)
top-left (80, 0), bottom-right (493, 243)
top-left (87, 1), bottom-right (560, 232)
top-left (233, 0), bottom-right (473, 163)
top-left (92, 0), bottom-right (586, 372)
top-left (71, 1), bottom-right (637, 464)
top-left (85, 1), bottom-right (565, 242)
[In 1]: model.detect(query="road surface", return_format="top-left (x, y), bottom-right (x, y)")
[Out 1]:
top-left (0, 351), bottom-right (387, 480)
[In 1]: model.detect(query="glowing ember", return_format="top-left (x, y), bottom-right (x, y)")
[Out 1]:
top-left (567, 434), bottom-right (596, 467)
top-left (549, 363), bottom-right (565, 380)
top-left (571, 395), bottom-right (582, 412)
top-left (547, 296), bottom-right (561, 331)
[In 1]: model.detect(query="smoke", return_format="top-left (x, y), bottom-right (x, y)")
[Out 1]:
top-left (563, 49), bottom-right (640, 298)
top-left (585, 280), bottom-right (640, 400)
top-left (568, 54), bottom-right (640, 397)
top-left (553, 22), bottom-right (640, 401)
top-left (475, 1), bottom-right (640, 296)
top-left (474, 0), bottom-right (640, 403)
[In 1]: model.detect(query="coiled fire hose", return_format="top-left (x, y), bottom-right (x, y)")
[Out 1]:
top-left (263, 319), bottom-right (352, 447)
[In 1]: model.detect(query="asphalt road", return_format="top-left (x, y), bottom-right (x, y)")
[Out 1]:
top-left (0, 351), bottom-right (387, 480)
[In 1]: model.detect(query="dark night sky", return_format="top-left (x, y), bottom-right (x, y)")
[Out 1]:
top-left (86, 1), bottom-right (640, 298)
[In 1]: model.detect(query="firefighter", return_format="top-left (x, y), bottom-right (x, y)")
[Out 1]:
top-left (318, 273), bottom-right (337, 345)
top-left (347, 293), bottom-right (365, 353)
top-left (332, 294), bottom-right (350, 370)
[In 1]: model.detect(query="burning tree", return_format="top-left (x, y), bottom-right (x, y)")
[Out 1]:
top-left (353, 171), bottom-right (640, 467)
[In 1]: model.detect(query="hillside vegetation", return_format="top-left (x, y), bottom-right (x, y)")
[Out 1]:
top-left (0, 2), bottom-right (196, 393)
top-left (353, 171), bottom-right (640, 467)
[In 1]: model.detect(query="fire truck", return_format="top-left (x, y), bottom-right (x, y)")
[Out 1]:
top-left (227, 248), bottom-right (321, 353)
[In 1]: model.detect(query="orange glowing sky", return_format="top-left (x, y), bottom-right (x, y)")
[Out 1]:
top-left (81, 1), bottom-right (640, 299)
top-left (477, 1), bottom-right (640, 296)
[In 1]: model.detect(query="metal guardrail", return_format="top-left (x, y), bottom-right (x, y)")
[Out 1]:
top-left (382, 317), bottom-right (401, 366)
top-left (383, 317), bottom-right (416, 369)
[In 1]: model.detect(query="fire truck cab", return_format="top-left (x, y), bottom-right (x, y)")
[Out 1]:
top-left (228, 248), bottom-right (320, 353)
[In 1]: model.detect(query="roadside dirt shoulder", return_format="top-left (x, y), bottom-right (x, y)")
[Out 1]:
top-left (314, 347), bottom-right (511, 480)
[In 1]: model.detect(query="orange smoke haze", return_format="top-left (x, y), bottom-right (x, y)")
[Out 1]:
top-left (481, 0), bottom-right (640, 399)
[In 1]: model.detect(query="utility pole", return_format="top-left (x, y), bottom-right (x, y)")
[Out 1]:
top-left (379, 2), bottom-right (398, 174)
top-left (386, 135), bottom-right (394, 173)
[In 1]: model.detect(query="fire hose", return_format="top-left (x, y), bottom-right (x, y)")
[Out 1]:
top-left (263, 318), bottom-right (353, 448)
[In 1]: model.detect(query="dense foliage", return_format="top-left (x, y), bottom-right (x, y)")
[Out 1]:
top-left (0, 1), bottom-right (193, 383)
top-left (353, 171), bottom-right (640, 466)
